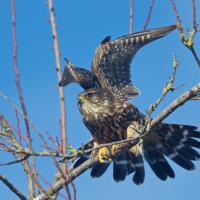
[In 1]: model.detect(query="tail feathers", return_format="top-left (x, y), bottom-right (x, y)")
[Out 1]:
top-left (144, 142), bottom-right (175, 180)
top-left (158, 145), bottom-right (195, 170)
top-left (73, 155), bottom-right (90, 169)
top-left (177, 146), bottom-right (200, 161)
top-left (113, 149), bottom-right (146, 184)
top-left (113, 151), bottom-right (130, 182)
top-left (73, 139), bottom-right (94, 169)
top-left (184, 138), bottom-right (200, 148)
top-left (150, 123), bottom-right (200, 171)
top-left (91, 163), bottom-right (110, 178)
top-left (130, 153), bottom-right (145, 185)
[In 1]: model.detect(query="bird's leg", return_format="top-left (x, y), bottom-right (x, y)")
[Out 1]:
top-left (98, 144), bottom-right (119, 162)
top-left (92, 141), bottom-right (112, 163)
top-left (111, 145), bottom-right (117, 155)
top-left (98, 147), bottom-right (112, 163)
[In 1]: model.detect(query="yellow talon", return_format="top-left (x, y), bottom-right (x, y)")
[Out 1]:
top-left (98, 147), bottom-right (111, 163)
top-left (111, 145), bottom-right (117, 156)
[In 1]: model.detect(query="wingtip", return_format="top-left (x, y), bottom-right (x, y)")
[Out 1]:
top-left (58, 81), bottom-right (64, 87)
top-left (165, 24), bottom-right (177, 32)
top-left (101, 36), bottom-right (111, 44)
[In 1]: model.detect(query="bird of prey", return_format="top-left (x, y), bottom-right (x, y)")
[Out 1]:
top-left (59, 25), bottom-right (177, 100)
top-left (59, 25), bottom-right (199, 184)
top-left (77, 88), bottom-right (200, 184)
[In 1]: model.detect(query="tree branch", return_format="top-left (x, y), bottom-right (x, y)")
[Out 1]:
top-left (34, 157), bottom-right (99, 200)
top-left (11, 0), bottom-right (37, 197)
top-left (150, 82), bottom-right (200, 129)
top-left (129, 0), bottom-right (133, 33)
top-left (169, 0), bottom-right (200, 68)
top-left (0, 114), bottom-right (46, 197)
top-left (143, 0), bottom-right (155, 30)
top-left (47, 0), bottom-right (67, 153)
top-left (0, 174), bottom-right (27, 200)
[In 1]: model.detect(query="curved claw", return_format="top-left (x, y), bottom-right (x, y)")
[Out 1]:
top-left (98, 147), bottom-right (111, 163)
top-left (111, 145), bottom-right (117, 156)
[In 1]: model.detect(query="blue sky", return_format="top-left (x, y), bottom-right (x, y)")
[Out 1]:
top-left (0, 1), bottom-right (200, 199)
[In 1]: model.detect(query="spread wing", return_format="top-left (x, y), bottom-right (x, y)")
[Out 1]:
top-left (59, 59), bottom-right (100, 90)
top-left (91, 25), bottom-right (176, 100)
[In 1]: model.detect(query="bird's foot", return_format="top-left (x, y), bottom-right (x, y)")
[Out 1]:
top-left (98, 147), bottom-right (111, 163)
top-left (111, 144), bottom-right (117, 156)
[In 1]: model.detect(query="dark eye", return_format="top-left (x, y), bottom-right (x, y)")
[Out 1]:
top-left (87, 92), bottom-right (94, 98)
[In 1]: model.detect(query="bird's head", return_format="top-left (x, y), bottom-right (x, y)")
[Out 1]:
top-left (78, 88), bottom-right (118, 116)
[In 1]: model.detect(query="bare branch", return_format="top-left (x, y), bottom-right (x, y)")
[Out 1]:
top-left (129, 0), bottom-right (133, 33)
top-left (11, 0), bottom-right (37, 196)
top-left (47, 1), bottom-right (75, 198)
top-left (14, 108), bottom-right (22, 145)
top-left (34, 157), bottom-right (98, 200)
top-left (47, 0), bottom-right (67, 153)
top-left (0, 155), bottom-right (30, 166)
top-left (144, 0), bottom-right (155, 30)
top-left (150, 82), bottom-right (200, 129)
top-left (146, 54), bottom-right (180, 117)
top-left (0, 114), bottom-right (46, 197)
top-left (38, 174), bottom-right (68, 200)
top-left (0, 174), bottom-right (27, 200)
top-left (190, 45), bottom-right (200, 67)
top-left (169, 0), bottom-right (200, 68)
top-left (192, 0), bottom-right (197, 31)
top-left (169, 0), bottom-right (182, 29)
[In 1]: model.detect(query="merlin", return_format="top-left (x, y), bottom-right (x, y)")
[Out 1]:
top-left (76, 88), bottom-right (200, 184)
top-left (59, 25), bottom-right (199, 184)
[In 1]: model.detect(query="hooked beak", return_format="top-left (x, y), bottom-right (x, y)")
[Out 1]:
top-left (78, 95), bottom-right (86, 103)
top-left (78, 95), bottom-right (86, 112)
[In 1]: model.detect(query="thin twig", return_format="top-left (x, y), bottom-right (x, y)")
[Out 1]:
top-left (15, 108), bottom-right (22, 145)
top-left (47, 0), bottom-right (67, 153)
top-left (190, 46), bottom-right (200, 67)
top-left (146, 54), bottom-right (180, 117)
top-left (192, 0), bottom-right (197, 31)
top-left (143, 0), bottom-right (155, 30)
top-left (129, 0), bottom-right (133, 33)
top-left (0, 174), bottom-right (27, 200)
top-left (0, 155), bottom-right (30, 166)
top-left (0, 114), bottom-right (46, 198)
top-left (34, 157), bottom-right (99, 200)
top-left (169, 0), bottom-right (182, 31)
top-left (0, 113), bottom-right (67, 199)
top-left (144, 54), bottom-right (180, 132)
top-left (150, 82), bottom-right (200, 129)
top-left (38, 174), bottom-right (68, 200)
top-left (47, 1), bottom-right (75, 198)
top-left (169, 0), bottom-right (200, 68)
top-left (11, 0), bottom-right (37, 197)
top-left (42, 132), bottom-right (72, 200)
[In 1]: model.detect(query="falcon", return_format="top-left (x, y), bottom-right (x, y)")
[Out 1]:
top-left (77, 88), bottom-right (200, 184)
top-left (59, 25), bottom-right (200, 184)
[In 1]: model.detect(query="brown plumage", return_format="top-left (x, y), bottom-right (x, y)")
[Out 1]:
top-left (58, 25), bottom-right (200, 184)
top-left (77, 88), bottom-right (200, 184)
